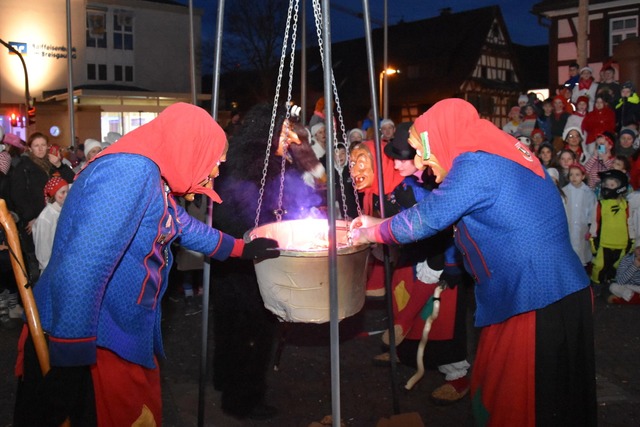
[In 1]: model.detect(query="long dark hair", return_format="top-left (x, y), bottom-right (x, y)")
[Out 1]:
top-left (26, 132), bottom-right (52, 174)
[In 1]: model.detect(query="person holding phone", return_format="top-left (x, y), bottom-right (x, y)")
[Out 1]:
top-left (9, 133), bottom-right (75, 282)
top-left (10, 133), bottom-right (75, 237)
top-left (584, 132), bottom-right (615, 192)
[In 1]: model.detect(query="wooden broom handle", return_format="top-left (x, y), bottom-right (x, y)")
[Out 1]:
top-left (0, 199), bottom-right (50, 374)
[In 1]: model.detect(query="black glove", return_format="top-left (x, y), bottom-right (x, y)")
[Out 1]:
top-left (38, 365), bottom-right (91, 425)
top-left (241, 237), bottom-right (280, 260)
top-left (438, 271), bottom-right (462, 289)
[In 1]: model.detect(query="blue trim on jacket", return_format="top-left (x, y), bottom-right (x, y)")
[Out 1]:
top-left (379, 152), bottom-right (589, 327)
top-left (35, 154), bottom-right (235, 368)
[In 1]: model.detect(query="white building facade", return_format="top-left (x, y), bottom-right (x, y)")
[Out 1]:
top-left (0, 0), bottom-right (204, 145)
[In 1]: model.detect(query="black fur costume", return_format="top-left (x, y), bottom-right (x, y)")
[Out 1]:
top-left (211, 103), bottom-right (323, 417)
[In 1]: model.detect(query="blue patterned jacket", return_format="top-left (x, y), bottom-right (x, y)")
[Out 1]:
top-left (377, 152), bottom-right (589, 327)
top-left (35, 154), bottom-right (237, 368)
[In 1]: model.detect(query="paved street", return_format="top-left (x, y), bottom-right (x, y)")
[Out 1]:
top-left (1, 286), bottom-right (639, 426)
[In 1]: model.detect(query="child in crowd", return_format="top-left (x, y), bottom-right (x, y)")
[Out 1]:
top-left (550, 95), bottom-right (572, 151)
top-left (584, 133), bottom-right (615, 190)
top-left (333, 143), bottom-right (358, 219)
top-left (517, 103), bottom-right (538, 137)
top-left (380, 119), bottom-right (396, 143)
top-left (502, 106), bottom-right (521, 135)
top-left (537, 142), bottom-right (556, 168)
top-left (572, 66), bottom-right (598, 111)
top-left (615, 81), bottom-right (640, 133)
top-left (608, 240), bottom-right (640, 304)
top-left (615, 128), bottom-right (638, 159)
top-left (557, 149), bottom-right (577, 188)
top-left (565, 95), bottom-right (589, 132)
top-left (589, 169), bottom-right (631, 295)
top-left (583, 95), bottom-right (616, 146)
top-left (347, 128), bottom-right (365, 145)
top-left (309, 122), bottom-right (327, 161)
top-left (612, 154), bottom-right (635, 195)
top-left (536, 98), bottom-right (553, 141)
top-left (530, 128), bottom-right (546, 154)
top-left (613, 155), bottom-right (631, 176)
top-left (563, 163), bottom-right (596, 267)
top-left (32, 175), bottom-right (69, 272)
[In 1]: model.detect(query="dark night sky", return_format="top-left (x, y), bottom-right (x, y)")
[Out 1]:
top-left (180, 0), bottom-right (548, 47)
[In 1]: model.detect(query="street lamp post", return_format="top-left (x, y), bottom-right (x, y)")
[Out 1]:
top-left (379, 68), bottom-right (399, 118)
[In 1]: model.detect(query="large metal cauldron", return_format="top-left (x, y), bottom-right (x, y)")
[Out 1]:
top-left (244, 219), bottom-right (370, 323)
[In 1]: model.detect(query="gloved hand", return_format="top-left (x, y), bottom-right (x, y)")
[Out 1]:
top-left (38, 365), bottom-right (91, 425)
top-left (392, 186), bottom-right (417, 210)
top-left (438, 271), bottom-right (462, 289)
top-left (241, 237), bottom-right (280, 260)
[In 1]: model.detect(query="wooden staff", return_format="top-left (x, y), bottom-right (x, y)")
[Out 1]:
top-left (1, 199), bottom-right (72, 427)
top-left (0, 198), bottom-right (50, 375)
top-left (405, 285), bottom-right (443, 390)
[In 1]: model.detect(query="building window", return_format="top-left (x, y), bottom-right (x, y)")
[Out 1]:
top-left (400, 105), bottom-right (420, 122)
top-left (88, 64), bottom-right (107, 81)
top-left (610, 16), bottom-right (638, 56)
top-left (125, 66), bottom-right (133, 82)
top-left (505, 69), bottom-right (514, 83)
top-left (113, 10), bottom-right (134, 50)
top-left (86, 10), bottom-right (107, 48)
top-left (114, 65), bottom-right (134, 82)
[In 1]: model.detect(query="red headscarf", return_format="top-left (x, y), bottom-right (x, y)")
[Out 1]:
top-left (413, 99), bottom-right (545, 179)
top-left (356, 140), bottom-right (405, 215)
top-left (90, 103), bottom-right (227, 203)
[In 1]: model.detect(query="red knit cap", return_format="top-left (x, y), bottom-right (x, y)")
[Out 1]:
top-left (531, 128), bottom-right (545, 139)
top-left (576, 96), bottom-right (589, 106)
top-left (568, 163), bottom-right (586, 175)
top-left (43, 175), bottom-right (68, 203)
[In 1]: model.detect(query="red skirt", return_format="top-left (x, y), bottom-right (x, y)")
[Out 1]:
top-left (470, 286), bottom-right (596, 427)
top-left (92, 348), bottom-right (162, 426)
top-left (14, 325), bottom-right (161, 427)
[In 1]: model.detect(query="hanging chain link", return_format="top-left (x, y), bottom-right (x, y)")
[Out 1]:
top-left (254, 0), bottom-right (299, 228)
top-left (256, 0), bottom-right (361, 227)
top-left (312, 0), bottom-right (362, 220)
top-left (275, 0), bottom-right (300, 219)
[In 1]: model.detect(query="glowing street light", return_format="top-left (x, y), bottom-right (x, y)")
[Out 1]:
top-left (379, 68), bottom-right (399, 118)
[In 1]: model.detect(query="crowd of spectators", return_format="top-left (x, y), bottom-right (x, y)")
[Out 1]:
top-left (502, 66), bottom-right (640, 304)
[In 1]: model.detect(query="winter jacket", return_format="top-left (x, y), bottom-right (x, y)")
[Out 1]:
top-left (9, 155), bottom-right (75, 223)
top-left (375, 152), bottom-right (589, 327)
top-left (35, 154), bottom-right (237, 368)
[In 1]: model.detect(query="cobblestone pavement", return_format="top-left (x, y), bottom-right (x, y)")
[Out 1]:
top-left (1, 286), bottom-right (638, 426)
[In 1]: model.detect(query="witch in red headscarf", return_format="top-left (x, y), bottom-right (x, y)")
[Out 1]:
top-left (14, 103), bottom-right (280, 426)
top-left (351, 99), bottom-right (596, 426)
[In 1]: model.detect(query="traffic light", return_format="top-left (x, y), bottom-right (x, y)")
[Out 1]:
top-left (27, 107), bottom-right (36, 125)
top-left (10, 113), bottom-right (17, 127)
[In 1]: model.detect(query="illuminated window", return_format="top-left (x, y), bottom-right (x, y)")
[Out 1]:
top-left (86, 10), bottom-right (107, 48)
top-left (610, 16), bottom-right (638, 56)
top-left (113, 10), bottom-right (134, 50)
